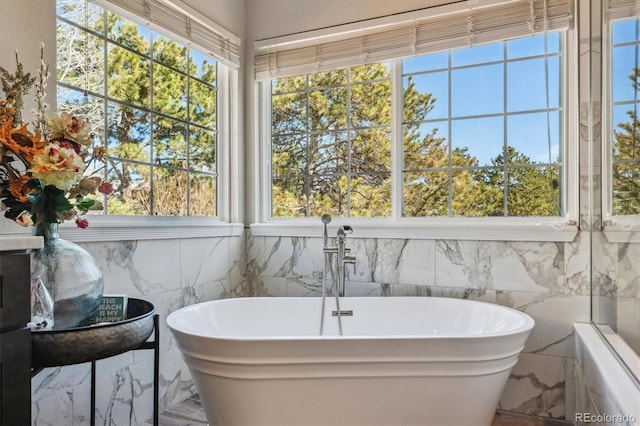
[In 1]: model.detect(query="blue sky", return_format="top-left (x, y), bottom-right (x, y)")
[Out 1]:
top-left (403, 32), bottom-right (563, 166)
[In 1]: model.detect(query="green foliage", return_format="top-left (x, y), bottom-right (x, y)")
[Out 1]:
top-left (272, 64), bottom-right (562, 218)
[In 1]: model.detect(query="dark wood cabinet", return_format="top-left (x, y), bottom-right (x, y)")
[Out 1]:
top-left (0, 252), bottom-right (31, 426)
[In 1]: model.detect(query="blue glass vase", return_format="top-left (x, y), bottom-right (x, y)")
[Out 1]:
top-left (31, 223), bottom-right (104, 329)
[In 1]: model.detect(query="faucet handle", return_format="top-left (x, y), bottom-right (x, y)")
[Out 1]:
top-left (343, 254), bottom-right (356, 274)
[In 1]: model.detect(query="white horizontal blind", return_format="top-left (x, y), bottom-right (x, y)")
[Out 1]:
top-left (606, 0), bottom-right (640, 19)
top-left (93, 0), bottom-right (241, 68)
top-left (255, 0), bottom-right (573, 80)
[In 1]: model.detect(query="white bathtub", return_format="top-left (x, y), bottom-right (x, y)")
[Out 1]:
top-left (167, 297), bottom-right (534, 426)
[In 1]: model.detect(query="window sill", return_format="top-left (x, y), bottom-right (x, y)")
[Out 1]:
top-left (603, 217), bottom-right (640, 244)
top-left (250, 217), bottom-right (579, 242)
top-left (56, 216), bottom-right (244, 243)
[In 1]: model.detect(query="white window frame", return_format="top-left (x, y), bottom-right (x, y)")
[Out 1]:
top-left (602, 10), bottom-right (640, 244)
top-left (252, 23), bottom-right (579, 242)
top-left (55, 1), bottom-right (243, 242)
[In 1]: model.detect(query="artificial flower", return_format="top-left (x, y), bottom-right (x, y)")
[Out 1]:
top-left (75, 218), bottom-right (89, 228)
top-left (47, 112), bottom-right (92, 146)
top-left (9, 175), bottom-right (37, 203)
top-left (0, 114), bottom-right (46, 162)
top-left (98, 181), bottom-right (113, 195)
top-left (76, 176), bottom-right (102, 196)
top-left (29, 143), bottom-right (85, 191)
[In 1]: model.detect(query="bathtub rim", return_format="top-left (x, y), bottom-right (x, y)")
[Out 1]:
top-left (167, 296), bottom-right (535, 342)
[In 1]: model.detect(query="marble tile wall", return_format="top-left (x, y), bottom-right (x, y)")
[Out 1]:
top-left (31, 234), bottom-right (247, 426)
top-left (247, 231), bottom-right (592, 420)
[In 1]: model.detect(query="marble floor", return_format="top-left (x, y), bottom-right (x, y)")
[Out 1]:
top-left (142, 395), bottom-right (574, 426)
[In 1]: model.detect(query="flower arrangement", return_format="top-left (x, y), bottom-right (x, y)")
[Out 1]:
top-left (0, 45), bottom-right (111, 230)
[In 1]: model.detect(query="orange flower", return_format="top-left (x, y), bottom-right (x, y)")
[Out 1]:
top-left (0, 118), bottom-right (46, 162)
top-left (9, 175), bottom-right (36, 203)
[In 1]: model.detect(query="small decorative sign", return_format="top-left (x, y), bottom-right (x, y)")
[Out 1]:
top-left (92, 295), bottom-right (128, 323)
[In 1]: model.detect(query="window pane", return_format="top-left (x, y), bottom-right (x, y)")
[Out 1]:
top-left (153, 34), bottom-right (188, 72)
top-left (272, 177), bottom-right (307, 217)
top-left (57, 24), bottom-right (105, 93)
top-left (350, 174), bottom-right (391, 217)
top-left (189, 126), bottom-right (216, 173)
top-left (508, 56), bottom-right (560, 111)
top-left (507, 166), bottom-right (560, 217)
top-left (508, 112), bottom-right (560, 164)
top-left (153, 63), bottom-right (187, 119)
top-left (309, 69), bottom-right (347, 87)
top-left (352, 128), bottom-right (391, 173)
top-left (612, 45), bottom-right (638, 103)
top-left (57, 0), bottom-right (104, 33)
top-left (452, 169), bottom-right (503, 217)
top-left (351, 81), bottom-right (391, 126)
top-left (189, 173), bottom-right (216, 216)
top-left (107, 103), bottom-right (150, 162)
top-left (507, 32), bottom-right (560, 59)
top-left (404, 52), bottom-right (448, 74)
top-left (309, 87), bottom-right (347, 130)
top-left (190, 80), bottom-right (216, 128)
top-left (190, 49), bottom-right (217, 85)
top-left (452, 64), bottom-right (503, 116)
top-left (350, 63), bottom-right (390, 82)
top-left (403, 123), bottom-right (449, 171)
top-left (309, 174), bottom-right (346, 217)
top-left (272, 75), bottom-right (307, 94)
top-left (273, 135), bottom-right (307, 177)
top-left (106, 161), bottom-right (151, 215)
top-left (451, 43), bottom-right (502, 67)
top-left (107, 44), bottom-right (150, 108)
top-left (107, 12), bottom-right (150, 55)
top-left (154, 118), bottom-right (187, 168)
top-left (612, 162), bottom-right (640, 215)
top-left (153, 168), bottom-right (188, 215)
top-left (403, 171), bottom-right (450, 216)
top-left (612, 18), bottom-right (639, 45)
top-left (404, 72), bottom-right (448, 120)
top-left (272, 92), bottom-right (307, 134)
top-left (309, 132), bottom-right (347, 175)
top-left (451, 116), bottom-right (503, 167)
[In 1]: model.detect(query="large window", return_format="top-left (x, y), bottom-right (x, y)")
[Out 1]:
top-left (270, 32), bottom-right (565, 219)
top-left (271, 66), bottom-right (392, 217)
top-left (56, 0), bottom-right (217, 217)
top-left (609, 16), bottom-right (640, 217)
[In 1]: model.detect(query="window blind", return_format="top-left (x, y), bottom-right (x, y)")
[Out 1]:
top-left (255, 0), bottom-right (573, 80)
top-left (93, 0), bottom-right (241, 68)
top-left (606, 0), bottom-right (640, 19)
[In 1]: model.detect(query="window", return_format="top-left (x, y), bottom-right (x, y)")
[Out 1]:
top-left (403, 33), bottom-right (563, 217)
top-left (271, 66), bottom-right (392, 217)
top-left (56, 0), bottom-right (217, 217)
top-left (609, 16), bottom-right (640, 217)
top-left (269, 32), bottom-right (565, 219)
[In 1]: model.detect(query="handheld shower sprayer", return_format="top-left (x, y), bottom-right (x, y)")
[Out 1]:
top-left (321, 214), bottom-right (332, 247)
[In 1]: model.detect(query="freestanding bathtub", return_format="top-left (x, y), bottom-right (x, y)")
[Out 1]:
top-left (167, 297), bottom-right (534, 426)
